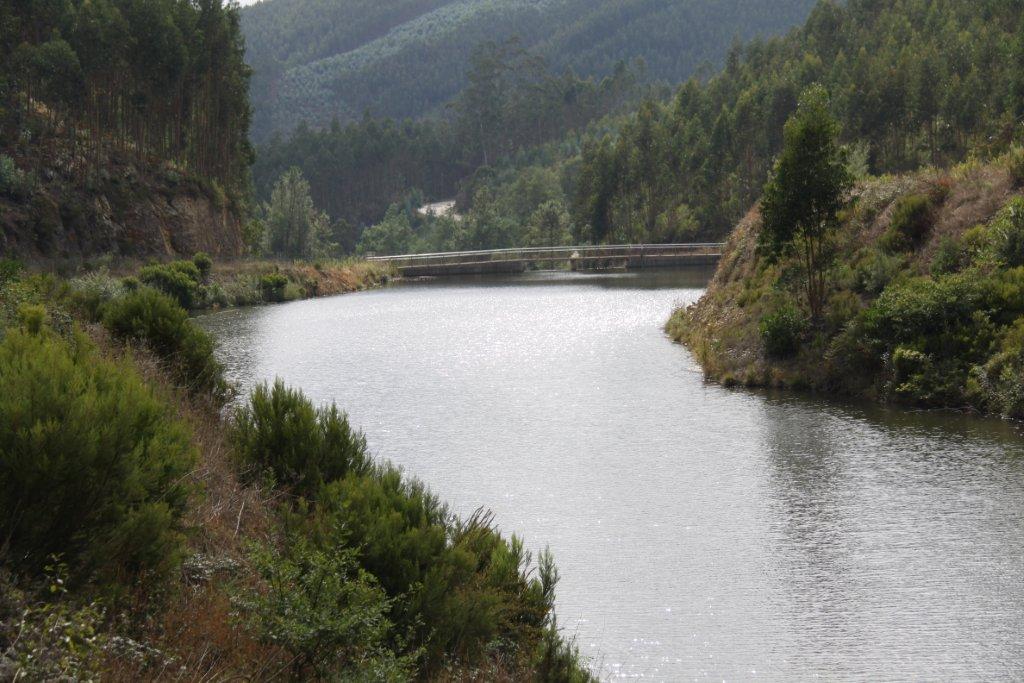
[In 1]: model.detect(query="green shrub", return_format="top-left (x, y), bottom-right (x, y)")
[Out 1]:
top-left (0, 258), bottom-right (23, 285)
top-left (69, 270), bottom-right (125, 321)
top-left (854, 249), bottom-right (903, 294)
top-left (0, 154), bottom-right (36, 198)
top-left (759, 303), bottom-right (806, 359)
top-left (232, 379), bottom-right (370, 499)
top-left (931, 235), bottom-right (966, 275)
top-left (259, 272), bottom-right (288, 303)
top-left (975, 317), bottom-right (1024, 418)
top-left (0, 566), bottom-right (107, 680)
top-left (138, 262), bottom-right (203, 310)
top-left (880, 194), bottom-right (932, 252)
top-left (0, 324), bottom-right (195, 585)
top-left (234, 538), bottom-right (413, 680)
top-left (102, 288), bottom-right (224, 395)
top-left (192, 252), bottom-right (213, 281)
top-left (991, 197), bottom-right (1024, 267)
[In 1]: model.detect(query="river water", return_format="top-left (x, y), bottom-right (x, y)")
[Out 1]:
top-left (199, 269), bottom-right (1024, 681)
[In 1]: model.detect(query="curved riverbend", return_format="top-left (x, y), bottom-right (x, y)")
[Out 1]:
top-left (200, 270), bottom-right (1024, 680)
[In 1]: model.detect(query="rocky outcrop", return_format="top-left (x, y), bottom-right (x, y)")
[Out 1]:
top-left (0, 148), bottom-right (243, 262)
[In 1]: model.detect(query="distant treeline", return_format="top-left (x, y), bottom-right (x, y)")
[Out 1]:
top-left (253, 42), bottom-right (643, 228)
top-left (0, 0), bottom-right (252, 191)
top-left (572, 0), bottom-right (1024, 242)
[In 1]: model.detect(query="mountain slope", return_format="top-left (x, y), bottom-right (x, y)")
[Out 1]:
top-left (242, 0), bottom-right (818, 140)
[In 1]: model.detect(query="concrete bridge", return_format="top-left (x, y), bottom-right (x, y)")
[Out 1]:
top-left (366, 243), bottom-right (725, 277)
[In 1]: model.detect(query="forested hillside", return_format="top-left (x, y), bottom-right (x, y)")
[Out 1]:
top-left (0, 0), bottom-right (254, 258)
top-left (570, 0), bottom-right (1024, 242)
top-left (242, 0), bottom-right (817, 141)
top-left (252, 48), bottom-right (642, 229)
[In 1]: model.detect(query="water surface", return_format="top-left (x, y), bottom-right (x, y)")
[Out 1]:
top-left (200, 270), bottom-right (1024, 680)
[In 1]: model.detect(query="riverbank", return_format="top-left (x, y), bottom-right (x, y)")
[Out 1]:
top-left (0, 265), bottom-right (590, 680)
top-left (668, 151), bottom-right (1024, 419)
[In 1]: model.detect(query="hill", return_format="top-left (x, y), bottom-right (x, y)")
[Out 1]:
top-left (241, 0), bottom-right (818, 141)
top-left (668, 152), bottom-right (1024, 419)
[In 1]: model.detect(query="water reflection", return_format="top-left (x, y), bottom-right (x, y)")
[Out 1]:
top-left (198, 270), bottom-right (1024, 681)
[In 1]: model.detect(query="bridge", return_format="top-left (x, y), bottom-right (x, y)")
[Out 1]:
top-left (366, 243), bottom-right (725, 277)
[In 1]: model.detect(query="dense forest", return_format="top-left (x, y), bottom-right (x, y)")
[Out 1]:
top-left (0, 0), bottom-right (253, 193)
top-left (570, 0), bottom-right (1024, 242)
top-left (241, 0), bottom-right (818, 141)
top-left (252, 44), bottom-right (643, 230)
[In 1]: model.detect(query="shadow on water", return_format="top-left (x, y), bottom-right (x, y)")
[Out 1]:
top-left (394, 265), bottom-right (718, 291)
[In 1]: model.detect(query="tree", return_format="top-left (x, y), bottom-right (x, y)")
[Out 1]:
top-left (265, 167), bottom-right (328, 258)
top-left (759, 85), bottom-right (852, 319)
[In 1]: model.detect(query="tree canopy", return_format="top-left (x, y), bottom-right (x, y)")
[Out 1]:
top-left (760, 85), bottom-right (852, 318)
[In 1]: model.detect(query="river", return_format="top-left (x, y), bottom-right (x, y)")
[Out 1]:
top-left (199, 269), bottom-right (1024, 681)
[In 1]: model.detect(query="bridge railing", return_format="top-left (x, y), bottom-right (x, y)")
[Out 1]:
top-left (366, 243), bottom-right (725, 267)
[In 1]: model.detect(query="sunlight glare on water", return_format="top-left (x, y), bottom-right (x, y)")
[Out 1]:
top-left (200, 270), bottom-right (1024, 680)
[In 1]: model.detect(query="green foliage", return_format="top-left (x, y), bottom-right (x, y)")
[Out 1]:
top-left (138, 261), bottom-right (204, 310)
top-left (242, 0), bottom-right (815, 142)
top-left (192, 252), bottom-right (213, 281)
top-left (974, 318), bottom-right (1024, 419)
top-left (356, 204), bottom-right (418, 256)
top-left (231, 380), bottom-right (589, 676)
top-left (0, 565), bottom-right (107, 680)
top-left (1, 0), bottom-right (252, 191)
top-left (102, 288), bottom-right (225, 396)
top-left (880, 194), bottom-right (933, 253)
top-left (259, 272), bottom-right (289, 303)
top-left (235, 538), bottom-right (414, 680)
top-left (68, 270), bottom-right (125, 321)
top-left (760, 85), bottom-right (852, 317)
top-left (990, 197), bottom-right (1024, 268)
top-left (232, 379), bottom-right (370, 499)
top-left (0, 324), bottom-right (195, 585)
top-left (265, 167), bottom-right (330, 258)
top-left (759, 302), bottom-right (807, 359)
top-left (931, 236), bottom-right (967, 276)
top-left (0, 154), bottom-right (35, 198)
top-left (573, 0), bottom-right (1024, 244)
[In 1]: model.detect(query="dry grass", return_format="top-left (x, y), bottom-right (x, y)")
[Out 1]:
top-left (84, 323), bottom-right (287, 680)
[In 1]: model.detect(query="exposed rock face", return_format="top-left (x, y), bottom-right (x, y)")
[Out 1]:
top-left (0, 151), bottom-right (243, 262)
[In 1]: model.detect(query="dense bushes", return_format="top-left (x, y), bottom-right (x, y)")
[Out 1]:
top-left (0, 320), bottom-right (195, 586)
top-left (258, 272), bottom-right (288, 303)
top-left (139, 260), bottom-right (205, 310)
top-left (759, 302), bottom-right (806, 359)
top-left (235, 539), bottom-right (412, 680)
top-left (880, 194), bottom-right (933, 253)
top-left (102, 288), bottom-right (224, 396)
top-left (231, 380), bottom-right (590, 678)
top-left (233, 380), bottom-right (369, 498)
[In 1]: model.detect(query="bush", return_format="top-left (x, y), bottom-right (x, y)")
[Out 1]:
top-left (759, 303), bottom-right (806, 358)
top-left (232, 379), bottom-right (370, 499)
top-left (259, 272), bottom-right (288, 303)
top-left (139, 262), bottom-right (203, 310)
top-left (0, 258), bottom-right (23, 285)
top-left (854, 249), bottom-right (903, 294)
top-left (0, 154), bottom-right (36, 199)
top-left (931, 236), bottom-right (966, 275)
top-left (991, 197), bottom-right (1024, 268)
top-left (192, 252), bottom-right (213, 281)
top-left (102, 288), bottom-right (224, 395)
top-left (234, 538), bottom-right (413, 680)
top-left (880, 194), bottom-right (932, 252)
top-left (0, 324), bottom-right (195, 585)
top-left (68, 270), bottom-right (125, 321)
top-left (975, 318), bottom-right (1024, 418)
